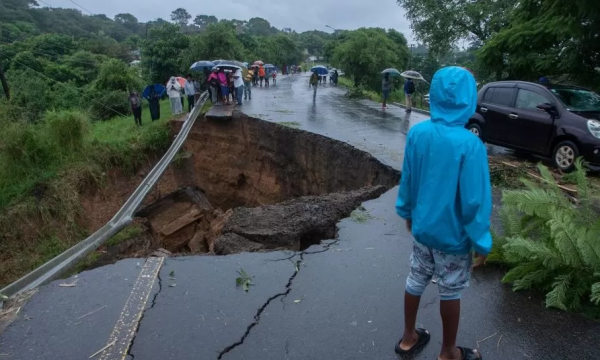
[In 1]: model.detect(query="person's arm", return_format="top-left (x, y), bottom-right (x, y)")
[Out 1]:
top-left (459, 143), bottom-right (493, 257)
top-left (395, 132), bottom-right (413, 220)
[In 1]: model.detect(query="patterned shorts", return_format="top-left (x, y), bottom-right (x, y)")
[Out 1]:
top-left (406, 241), bottom-right (472, 300)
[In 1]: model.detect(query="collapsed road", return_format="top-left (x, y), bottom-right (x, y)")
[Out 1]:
top-left (0, 74), bottom-right (599, 360)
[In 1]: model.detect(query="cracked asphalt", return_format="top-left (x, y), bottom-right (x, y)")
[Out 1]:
top-left (1, 74), bottom-right (599, 360)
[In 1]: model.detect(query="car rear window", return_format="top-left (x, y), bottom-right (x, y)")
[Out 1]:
top-left (488, 87), bottom-right (514, 107)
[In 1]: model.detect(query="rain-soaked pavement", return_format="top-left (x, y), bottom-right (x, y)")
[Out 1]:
top-left (1, 74), bottom-right (599, 360)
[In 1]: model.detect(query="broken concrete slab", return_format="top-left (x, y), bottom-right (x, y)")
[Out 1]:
top-left (214, 233), bottom-right (264, 255)
top-left (206, 105), bottom-right (236, 120)
top-left (221, 186), bottom-right (389, 250)
top-left (127, 252), bottom-right (298, 360)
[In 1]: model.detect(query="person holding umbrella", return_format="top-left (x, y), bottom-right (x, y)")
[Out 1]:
top-left (217, 69), bottom-right (229, 105)
top-left (382, 73), bottom-right (392, 109)
top-left (208, 67), bottom-right (219, 104)
top-left (309, 70), bottom-right (319, 100)
top-left (404, 78), bottom-right (416, 112)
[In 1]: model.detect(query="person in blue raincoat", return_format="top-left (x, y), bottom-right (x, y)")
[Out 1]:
top-left (394, 67), bottom-right (490, 360)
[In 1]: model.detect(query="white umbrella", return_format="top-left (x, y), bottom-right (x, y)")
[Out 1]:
top-left (400, 70), bottom-right (425, 81)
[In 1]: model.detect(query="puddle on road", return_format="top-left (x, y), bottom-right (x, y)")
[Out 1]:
top-left (84, 113), bottom-right (400, 269)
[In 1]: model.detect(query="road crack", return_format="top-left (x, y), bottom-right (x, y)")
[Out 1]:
top-left (217, 254), bottom-right (304, 359)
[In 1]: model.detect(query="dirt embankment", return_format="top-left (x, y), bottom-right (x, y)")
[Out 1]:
top-left (126, 111), bottom-right (400, 257)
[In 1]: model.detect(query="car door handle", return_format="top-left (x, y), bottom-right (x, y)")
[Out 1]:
top-left (480, 107), bottom-right (488, 113)
top-left (509, 113), bottom-right (519, 119)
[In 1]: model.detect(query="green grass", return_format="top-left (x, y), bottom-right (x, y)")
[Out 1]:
top-left (105, 223), bottom-right (144, 247)
top-left (338, 76), bottom-right (430, 111)
top-left (0, 99), bottom-right (176, 287)
top-left (0, 99), bottom-right (173, 210)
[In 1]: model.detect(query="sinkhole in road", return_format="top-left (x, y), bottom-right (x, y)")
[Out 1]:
top-left (99, 113), bottom-right (400, 263)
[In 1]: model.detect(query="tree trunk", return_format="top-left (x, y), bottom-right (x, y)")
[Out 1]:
top-left (0, 63), bottom-right (9, 100)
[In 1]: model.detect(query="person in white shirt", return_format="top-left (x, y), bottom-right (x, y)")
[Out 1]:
top-left (167, 77), bottom-right (183, 114)
top-left (233, 68), bottom-right (245, 105)
top-left (184, 74), bottom-right (197, 112)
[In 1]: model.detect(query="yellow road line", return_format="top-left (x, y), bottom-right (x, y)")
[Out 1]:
top-left (98, 257), bottom-right (164, 360)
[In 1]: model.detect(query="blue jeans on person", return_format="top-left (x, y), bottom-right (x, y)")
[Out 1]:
top-left (236, 85), bottom-right (244, 105)
top-left (244, 81), bottom-right (251, 99)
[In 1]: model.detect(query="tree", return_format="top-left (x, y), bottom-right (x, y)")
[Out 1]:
top-left (180, 22), bottom-right (244, 68)
top-left (93, 58), bottom-right (139, 91)
top-left (332, 28), bottom-right (404, 87)
top-left (141, 23), bottom-right (189, 83)
top-left (170, 8), bottom-right (191, 27)
top-left (193, 14), bottom-right (217, 31)
top-left (115, 13), bottom-right (137, 25)
top-left (478, 0), bottom-right (600, 88)
top-left (397, 0), bottom-right (515, 55)
top-left (246, 17), bottom-right (273, 36)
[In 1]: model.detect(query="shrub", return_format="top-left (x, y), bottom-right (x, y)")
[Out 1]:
top-left (43, 110), bottom-right (90, 156)
top-left (499, 159), bottom-right (600, 311)
top-left (88, 90), bottom-right (130, 120)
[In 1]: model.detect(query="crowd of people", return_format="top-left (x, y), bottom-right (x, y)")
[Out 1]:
top-left (126, 63), bottom-right (327, 126)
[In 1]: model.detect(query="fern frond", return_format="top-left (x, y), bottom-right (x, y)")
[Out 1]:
top-left (537, 163), bottom-right (564, 195)
top-left (503, 236), bottom-right (562, 269)
top-left (576, 227), bottom-right (600, 272)
top-left (512, 269), bottom-right (553, 291)
top-left (547, 209), bottom-right (584, 268)
top-left (502, 262), bottom-right (539, 284)
top-left (545, 273), bottom-right (572, 311)
top-left (502, 188), bottom-right (568, 220)
top-left (591, 282), bottom-right (600, 305)
top-left (499, 206), bottom-right (522, 237)
top-left (487, 230), bottom-right (506, 263)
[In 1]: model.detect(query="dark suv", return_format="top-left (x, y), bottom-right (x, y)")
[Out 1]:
top-left (466, 81), bottom-right (600, 171)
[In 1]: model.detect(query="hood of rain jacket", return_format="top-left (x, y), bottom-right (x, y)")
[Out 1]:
top-left (395, 66), bottom-right (492, 255)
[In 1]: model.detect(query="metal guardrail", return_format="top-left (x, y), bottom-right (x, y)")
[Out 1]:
top-left (0, 91), bottom-right (209, 302)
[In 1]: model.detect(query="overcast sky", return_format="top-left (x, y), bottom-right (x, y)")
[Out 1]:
top-left (44, 0), bottom-right (415, 41)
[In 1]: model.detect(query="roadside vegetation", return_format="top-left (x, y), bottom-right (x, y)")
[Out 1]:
top-left (490, 160), bottom-right (600, 315)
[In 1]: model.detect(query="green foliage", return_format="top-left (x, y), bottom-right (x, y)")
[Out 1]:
top-left (332, 28), bottom-right (407, 88)
top-left (88, 90), bottom-right (131, 120)
top-left (397, 0), bottom-right (515, 55)
top-left (478, 0), bottom-right (600, 89)
top-left (93, 58), bottom-right (142, 92)
top-left (498, 160), bottom-right (600, 312)
top-left (236, 268), bottom-right (254, 292)
top-left (141, 23), bottom-right (190, 83)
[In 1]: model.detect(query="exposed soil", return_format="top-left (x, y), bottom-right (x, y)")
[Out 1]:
top-left (98, 111), bottom-right (400, 260)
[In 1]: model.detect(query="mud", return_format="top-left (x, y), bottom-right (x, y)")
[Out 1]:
top-left (94, 112), bottom-right (400, 260)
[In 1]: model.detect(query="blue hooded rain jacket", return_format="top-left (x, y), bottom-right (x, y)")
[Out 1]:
top-left (396, 66), bottom-right (492, 255)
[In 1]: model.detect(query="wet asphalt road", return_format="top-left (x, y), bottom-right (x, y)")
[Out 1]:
top-left (1, 74), bottom-right (599, 360)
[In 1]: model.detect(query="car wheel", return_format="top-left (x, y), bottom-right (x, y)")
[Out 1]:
top-left (467, 123), bottom-right (482, 139)
top-left (553, 140), bottom-right (579, 172)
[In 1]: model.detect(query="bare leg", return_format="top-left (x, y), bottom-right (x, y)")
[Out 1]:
top-left (438, 299), bottom-right (463, 360)
top-left (399, 291), bottom-right (421, 350)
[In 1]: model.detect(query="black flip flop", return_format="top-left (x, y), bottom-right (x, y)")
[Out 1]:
top-left (394, 328), bottom-right (431, 358)
top-left (457, 347), bottom-right (482, 360)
